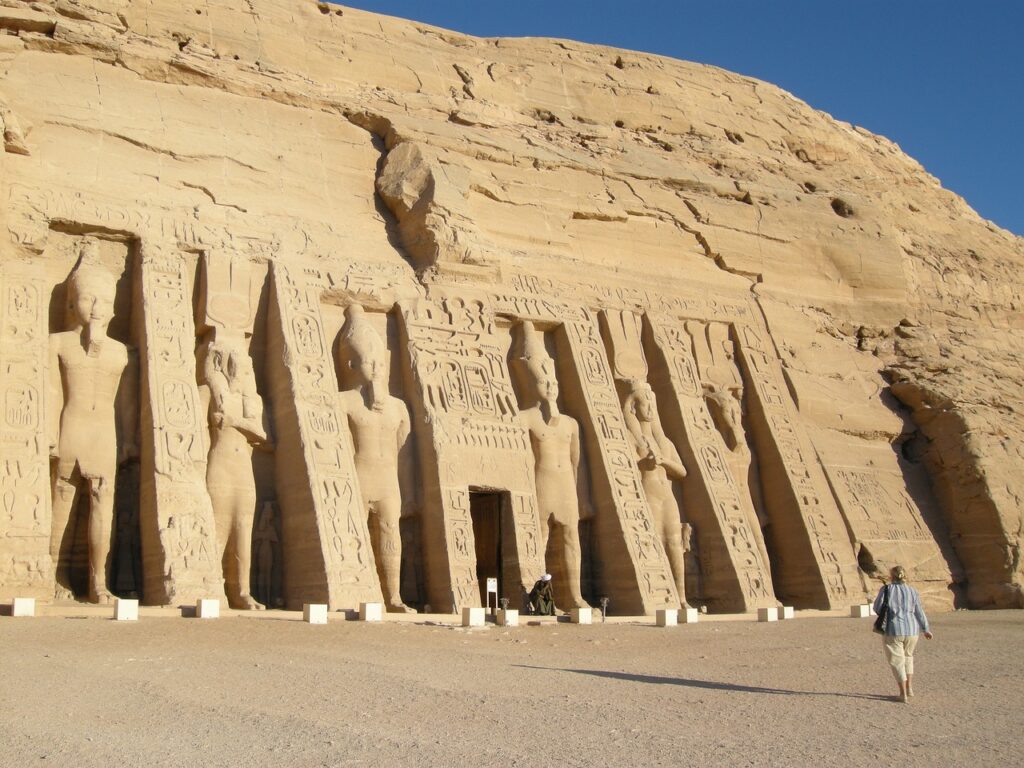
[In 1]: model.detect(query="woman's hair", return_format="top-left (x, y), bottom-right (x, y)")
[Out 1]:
top-left (890, 565), bottom-right (907, 582)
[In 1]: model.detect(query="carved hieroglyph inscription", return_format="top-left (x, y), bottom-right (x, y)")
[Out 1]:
top-left (735, 323), bottom-right (864, 608)
top-left (646, 314), bottom-right (776, 611)
top-left (399, 295), bottom-right (544, 611)
top-left (267, 262), bottom-right (381, 610)
top-left (822, 450), bottom-right (952, 604)
top-left (0, 263), bottom-right (52, 597)
top-left (138, 248), bottom-right (223, 604)
top-left (563, 310), bottom-right (679, 614)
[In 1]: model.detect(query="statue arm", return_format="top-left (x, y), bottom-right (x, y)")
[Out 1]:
top-left (652, 418), bottom-right (687, 480)
top-left (572, 421), bottom-right (595, 521)
top-left (47, 335), bottom-right (62, 455)
top-left (206, 374), bottom-right (229, 428)
top-left (236, 395), bottom-right (270, 446)
top-left (621, 405), bottom-right (648, 460)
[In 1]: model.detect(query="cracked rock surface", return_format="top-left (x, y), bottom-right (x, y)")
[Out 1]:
top-left (1, 0), bottom-right (1021, 608)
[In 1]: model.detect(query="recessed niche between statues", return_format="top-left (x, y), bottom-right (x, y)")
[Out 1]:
top-left (198, 338), bottom-right (272, 609)
top-left (510, 321), bottom-right (593, 611)
top-left (196, 252), bottom-right (277, 609)
top-left (48, 238), bottom-right (139, 604)
top-left (333, 304), bottom-right (418, 613)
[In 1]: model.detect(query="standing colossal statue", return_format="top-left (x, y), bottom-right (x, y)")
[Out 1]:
top-left (622, 379), bottom-right (691, 608)
top-left (49, 240), bottom-right (137, 603)
top-left (336, 305), bottom-right (416, 613)
top-left (202, 339), bottom-right (271, 609)
top-left (516, 322), bottom-right (590, 611)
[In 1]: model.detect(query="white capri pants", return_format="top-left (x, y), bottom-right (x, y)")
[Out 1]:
top-left (883, 635), bottom-right (920, 682)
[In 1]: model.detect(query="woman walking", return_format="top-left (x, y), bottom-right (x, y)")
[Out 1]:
top-left (874, 565), bottom-right (933, 703)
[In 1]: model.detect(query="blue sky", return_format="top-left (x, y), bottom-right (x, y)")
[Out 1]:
top-left (332, 1), bottom-right (1023, 237)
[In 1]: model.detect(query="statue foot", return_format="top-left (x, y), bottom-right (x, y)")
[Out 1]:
top-left (232, 594), bottom-right (264, 610)
top-left (89, 588), bottom-right (115, 605)
top-left (53, 585), bottom-right (75, 602)
top-left (386, 601), bottom-right (417, 614)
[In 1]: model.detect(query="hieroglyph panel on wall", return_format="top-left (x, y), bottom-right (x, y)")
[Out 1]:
top-left (646, 314), bottom-right (776, 612)
top-left (267, 261), bottom-right (382, 610)
top-left (399, 295), bottom-right (544, 610)
top-left (735, 324), bottom-right (864, 608)
top-left (138, 248), bottom-right (223, 604)
top-left (0, 262), bottom-right (52, 598)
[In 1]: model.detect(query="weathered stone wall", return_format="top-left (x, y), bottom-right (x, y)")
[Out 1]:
top-left (0, 0), bottom-right (1020, 612)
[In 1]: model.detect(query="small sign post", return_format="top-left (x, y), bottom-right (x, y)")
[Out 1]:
top-left (486, 577), bottom-right (498, 615)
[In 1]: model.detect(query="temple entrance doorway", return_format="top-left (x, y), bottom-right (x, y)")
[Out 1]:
top-left (469, 489), bottom-right (511, 607)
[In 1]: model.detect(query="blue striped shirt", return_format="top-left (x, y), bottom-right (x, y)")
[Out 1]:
top-left (873, 582), bottom-right (929, 636)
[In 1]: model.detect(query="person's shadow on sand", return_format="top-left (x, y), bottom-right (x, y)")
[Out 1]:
top-left (513, 665), bottom-right (892, 702)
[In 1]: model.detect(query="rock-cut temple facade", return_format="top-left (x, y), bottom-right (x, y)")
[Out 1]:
top-left (1, 0), bottom-right (1022, 614)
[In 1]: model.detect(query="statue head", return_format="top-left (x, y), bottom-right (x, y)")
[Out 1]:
top-left (338, 305), bottom-right (387, 392)
top-left (67, 245), bottom-right (116, 332)
top-left (516, 321), bottom-right (559, 406)
top-left (627, 380), bottom-right (656, 423)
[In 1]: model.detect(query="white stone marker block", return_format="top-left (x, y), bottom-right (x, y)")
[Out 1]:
top-left (656, 608), bottom-right (678, 627)
top-left (850, 604), bottom-right (872, 618)
top-left (570, 607), bottom-right (593, 625)
top-left (681, 607), bottom-right (700, 624)
top-left (757, 607), bottom-right (779, 623)
top-left (497, 609), bottom-right (518, 627)
top-left (11, 597), bottom-right (35, 617)
top-left (462, 607), bottom-right (485, 627)
top-left (781, 606), bottom-right (795, 620)
top-left (303, 603), bottom-right (328, 624)
top-left (196, 599), bottom-right (220, 619)
top-left (360, 602), bottom-right (383, 622)
top-left (114, 598), bottom-right (139, 621)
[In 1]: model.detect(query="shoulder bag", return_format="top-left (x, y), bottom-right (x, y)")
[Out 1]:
top-left (872, 584), bottom-right (890, 634)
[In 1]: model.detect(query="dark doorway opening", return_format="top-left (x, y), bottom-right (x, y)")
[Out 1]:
top-left (469, 490), bottom-right (509, 607)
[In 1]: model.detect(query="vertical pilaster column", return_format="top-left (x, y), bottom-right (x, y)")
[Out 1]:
top-left (0, 263), bottom-right (52, 598)
top-left (646, 314), bottom-right (776, 611)
top-left (266, 262), bottom-right (381, 610)
top-left (137, 248), bottom-right (222, 604)
top-left (562, 311), bottom-right (679, 615)
top-left (735, 323), bottom-right (863, 607)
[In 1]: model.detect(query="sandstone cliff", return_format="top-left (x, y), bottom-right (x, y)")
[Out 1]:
top-left (1, 0), bottom-right (1020, 611)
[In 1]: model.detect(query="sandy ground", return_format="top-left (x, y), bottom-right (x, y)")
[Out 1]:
top-left (1, 608), bottom-right (1021, 767)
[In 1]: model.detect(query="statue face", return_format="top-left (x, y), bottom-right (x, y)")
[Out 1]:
top-left (530, 358), bottom-right (559, 403)
top-left (352, 341), bottom-right (386, 388)
top-left (634, 387), bottom-right (654, 422)
top-left (71, 275), bottom-right (115, 329)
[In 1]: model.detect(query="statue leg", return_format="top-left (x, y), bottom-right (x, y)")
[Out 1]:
top-left (230, 491), bottom-right (261, 610)
top-left (50, 466), bottom-right (79, 600)
top-left (86, 474), bottom-right (115, 604)
top-left (559, 520), bottom-right (588, 608)
top-left (375, 498), bottom-right (413, 613)
top-left (537, 509), bottom-right (551, 579)
top-left (662, 509), bottom-right (690, 608)
top-left (208, 482), bottom-right (233, 600)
